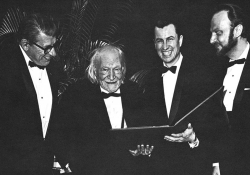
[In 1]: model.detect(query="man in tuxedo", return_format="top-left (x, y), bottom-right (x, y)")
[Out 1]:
top-left (210, 4), bottom-right (250, 175)
top-left (0, 13), bottom-right (62, 175)
top-left (59, 44), bottom-right (145, 175)
top-left (133, 13), bottom-right (229, 175)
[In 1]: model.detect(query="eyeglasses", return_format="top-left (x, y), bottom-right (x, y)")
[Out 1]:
top-left (31, 42), bottom-right (57, 54)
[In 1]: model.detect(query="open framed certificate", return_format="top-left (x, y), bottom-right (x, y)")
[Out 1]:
top-left (110, 86), bottom-right (224, 146)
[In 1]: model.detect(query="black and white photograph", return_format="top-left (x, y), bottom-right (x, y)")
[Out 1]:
top-left (0, 0), bottom-right (250, 174)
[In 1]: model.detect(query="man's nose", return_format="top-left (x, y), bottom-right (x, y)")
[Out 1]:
top-left (49, 48), bottom-right (56, 57)
top-left (210, 33), bottom-right (216, 44)
top-left (109, 70), bottom-right (115, 80)
top-left (163, 41), bottom-right (168, 49)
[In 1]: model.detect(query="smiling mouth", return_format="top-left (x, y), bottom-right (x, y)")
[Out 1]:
top-left (45, 57), bottom-right (53, 62)
top-left (162, 50), bottom-right (172, 56)
top-left (106, 81), bottom-right (117, 84)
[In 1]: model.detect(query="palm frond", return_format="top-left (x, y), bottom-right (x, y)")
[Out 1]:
top-left (58, 0), bottom-right (135, 96)
top-left (58, 77), bottom-right (79, 100)
top-left (59, 0), bottom-right (104, 79)
top-left (99, 0), bottom-right (134, 43)
top-left (130, 69), bottom-right (151, 90)
top-left (0, 7), bottom-right (26, 45)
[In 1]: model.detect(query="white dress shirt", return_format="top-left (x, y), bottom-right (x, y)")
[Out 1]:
top-left (20, 46), bottom-right (53, 138)
top-left (223, 42), bottom-right (249, 111)
top-left (162, 54), bottom-right (199, 148)
top-left (101, 88), bottom-right (127, 129)
top-left (162, 54), bottom-right (183, 116)
top-left (213, 43), bottom-right (250, 168)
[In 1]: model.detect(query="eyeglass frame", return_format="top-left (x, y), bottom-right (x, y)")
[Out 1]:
top-left (30, 41), bottom-right (58, 55)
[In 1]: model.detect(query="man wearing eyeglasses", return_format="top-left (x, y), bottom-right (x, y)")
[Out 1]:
top-left (0, 13), bottom-right (64, 175)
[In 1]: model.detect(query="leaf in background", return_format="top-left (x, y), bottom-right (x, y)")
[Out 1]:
top-left (0, 7), bottom-right (26, 45)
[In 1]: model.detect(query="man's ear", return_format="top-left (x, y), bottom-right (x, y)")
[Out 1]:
top-left (20, 39), bottom-right (29, 51)
top-left (233, 24), bottom-right (243, 38)
top-left (93, 67), bottom-right (97, 76)
top-left (179, 35), bottom-right (183, 47)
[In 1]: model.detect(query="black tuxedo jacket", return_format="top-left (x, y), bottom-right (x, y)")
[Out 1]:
top-left (0, 43), bottom-right (61, 174)
top-left (58, 79), bottom-right (143, 175)
top-left (138, 57), bottom-right (229, 175)
top-left (227, 53), bottom-right (250, 135)
top-left (219, 52), bottom-right (250, 175)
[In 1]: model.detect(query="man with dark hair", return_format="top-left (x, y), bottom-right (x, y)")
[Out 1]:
top-left (0, 13), bottom-right (62, 175)
top-left (210, 3), bottom-right (250, 175)
top-left (133, 13), bottom-right (229, 175)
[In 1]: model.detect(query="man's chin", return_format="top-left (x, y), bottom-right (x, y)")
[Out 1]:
top-left (216, 48), bottom-right (228, 57)
top-left (101, 83), bottom-right (121, 93)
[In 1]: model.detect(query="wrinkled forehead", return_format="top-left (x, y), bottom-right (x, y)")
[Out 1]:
top-left (36, 32), bottom-right (56, 45)
top-left (210, 10), bottom-right (231, 31)
top-left (97, 49), bottom-right (121, 67)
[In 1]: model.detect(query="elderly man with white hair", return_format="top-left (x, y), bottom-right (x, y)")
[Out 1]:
top-left (58, 44), bottom-right (147, 175)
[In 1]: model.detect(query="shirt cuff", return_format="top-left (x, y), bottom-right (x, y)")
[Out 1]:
top-left (213, 162), bottom-right (219, 167)
top-left (188, 137), bottom-right (199, 148)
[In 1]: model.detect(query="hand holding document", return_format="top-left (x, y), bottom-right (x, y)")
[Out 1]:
top-left (164, 123), bottom-right (196, 143)
top-left (110, 86), bottom-right (224, 149)
top-left (129, 144), bottom-right (154, 157)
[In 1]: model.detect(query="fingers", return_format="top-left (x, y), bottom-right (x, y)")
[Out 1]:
top-left (187, 123), bottom-right (192, 129)
top-left (148, 145), bottom-right (154, 157)
top-left (140, 144), bottom-right (145, 155)
top-left (129, 149), bottom-right (140, 156)
top-left (145, 145), bottom-right (150, 155)
top-left (129, 144), bottom-right (154, 157)
top-left (171, 133), bottom-right (184, 137)
top-left (164, 135), bottom-right (183, 142)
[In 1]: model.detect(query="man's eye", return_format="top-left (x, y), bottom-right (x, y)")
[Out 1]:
top-left (155, 39), bottom-right (163, 44)
top-left (216, 31), bottom-right (222, 36)
top-left (102, 68), bottom-right (108, 71)
top-left (167, 38), bottom-right (174, 42)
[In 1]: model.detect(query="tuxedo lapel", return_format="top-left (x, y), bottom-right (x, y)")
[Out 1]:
top-left (168, 62), bottom-right (189, 125)
top-left (15, 47), bottom-right (43, 137)
top-left (234, 54), bottom-right (250, 108)
top-left (46, 66), bottom-right (57, 102)
top-left (157, 72), bottom-right (170, 120)
top-left (120, 83), bottom-right (135, 127)
top-left (155, 71), bottom-right (170, 123)
top-left (94, 86), bottom-right (112, 129)
top-left (18, 50), bottom-right (37, 100)
top-left (120, 85), bottom-right (127, 127)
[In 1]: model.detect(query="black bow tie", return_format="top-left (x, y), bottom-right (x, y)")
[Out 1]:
top-left (29, 61), bottom-right (46, 70)
top-left (227, 58), bottom-right (246, 67)
top-left (161, 66), bottom-right (177, 74)
top-left (102, 92), bottom-right (121, 99)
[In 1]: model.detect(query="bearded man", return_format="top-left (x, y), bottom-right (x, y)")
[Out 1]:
top-left (210, 3), bottom-right (250, 175)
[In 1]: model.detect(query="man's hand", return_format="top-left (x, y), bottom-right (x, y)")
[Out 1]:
top-left (164, 123), bottom-right (196, 143)
top-left (129, 144), bottom-right (154, 157)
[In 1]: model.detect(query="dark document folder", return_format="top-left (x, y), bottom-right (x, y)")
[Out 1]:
top-left (110, 86), bottom-right (224, 147)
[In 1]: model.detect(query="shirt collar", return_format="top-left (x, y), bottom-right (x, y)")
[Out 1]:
top-left (162, 53), bottom-right (183, 76)
top-left (230, 42), bottom-right (249, 62)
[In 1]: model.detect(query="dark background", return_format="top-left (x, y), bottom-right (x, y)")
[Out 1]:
top-left (0, 0), bottom-right (250, 76)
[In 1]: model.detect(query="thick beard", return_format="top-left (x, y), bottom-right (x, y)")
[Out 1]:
top-left (216, 29), bottom-right (237, 56)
